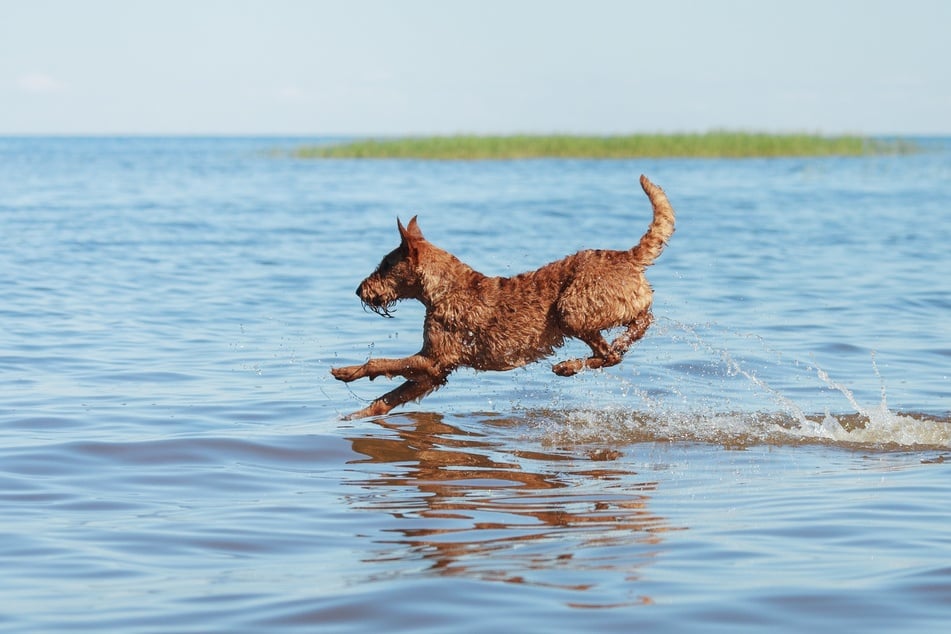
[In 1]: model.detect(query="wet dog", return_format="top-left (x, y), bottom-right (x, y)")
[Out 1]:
top-left (331, 174), bottom-right (675, 419)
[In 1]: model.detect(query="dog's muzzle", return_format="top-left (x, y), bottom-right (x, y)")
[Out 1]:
top-left (356, 283), bottom-right (396, 318)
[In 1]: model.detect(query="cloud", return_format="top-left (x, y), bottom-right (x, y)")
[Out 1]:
top-left (17, 73), bottom-right (65, 94)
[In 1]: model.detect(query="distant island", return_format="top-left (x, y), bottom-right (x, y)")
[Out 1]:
top-left (293, 132), bottom-right (917, 160)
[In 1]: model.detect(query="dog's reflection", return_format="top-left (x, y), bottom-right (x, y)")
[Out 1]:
top-left (346, 412), bottom-right (679, 603)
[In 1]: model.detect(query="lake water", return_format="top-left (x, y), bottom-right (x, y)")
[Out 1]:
top-left (1, 137), bottom-right (949, 632)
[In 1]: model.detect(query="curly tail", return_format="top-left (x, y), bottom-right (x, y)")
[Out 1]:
top-left (631, 174), bottom-right (676, 265)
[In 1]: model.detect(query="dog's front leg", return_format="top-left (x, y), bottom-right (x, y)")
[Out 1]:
top-left (343, 377), bottom-right (442, 420)
top-left (331, 354), bottom-right (438, 383)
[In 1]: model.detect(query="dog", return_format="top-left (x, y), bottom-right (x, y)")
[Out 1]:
top-left (331, 174), bottom-right (675, 419)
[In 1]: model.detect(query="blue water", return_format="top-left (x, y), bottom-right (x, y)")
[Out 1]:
top-left (1, 137), bottom-right (949, 632)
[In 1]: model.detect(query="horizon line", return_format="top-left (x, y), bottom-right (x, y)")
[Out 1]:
top-left (0, 130), bottom-right (946, 139)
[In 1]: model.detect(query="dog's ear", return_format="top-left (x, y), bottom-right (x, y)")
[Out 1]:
top-left (398, 215), bottom-right (424, 241)
top-left (397, 216), bottom-right (423, 259)
top-left (396, 216), bottom-right (423, 258)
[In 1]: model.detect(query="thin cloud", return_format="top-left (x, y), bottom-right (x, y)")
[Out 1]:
top-left (17, 73), bottom-right (66, 94)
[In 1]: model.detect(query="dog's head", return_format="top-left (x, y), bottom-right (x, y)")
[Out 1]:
top-left (355, 216), bottom-right (425, 317)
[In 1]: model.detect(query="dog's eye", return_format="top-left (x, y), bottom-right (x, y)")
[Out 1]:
top-left (378, 253), bottom-right (398, 274)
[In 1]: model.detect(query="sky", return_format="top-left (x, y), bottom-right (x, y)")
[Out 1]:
top-left (2, 0), bottom-right (949, 135)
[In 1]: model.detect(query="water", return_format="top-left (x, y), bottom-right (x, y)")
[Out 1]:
top-left (1, 137), bottom-right (949, 632)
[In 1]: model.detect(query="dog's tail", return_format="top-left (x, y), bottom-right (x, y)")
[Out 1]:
top-left (631, 174), bottom-right (676, 265)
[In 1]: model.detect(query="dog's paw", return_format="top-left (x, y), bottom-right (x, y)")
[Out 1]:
top-left (552, 359), bottom-right (582, 377)
top-left (341, 400), bottom-right (390, 420)
top-left (340, 408), bottom-right (368, 420)
top-left (331, 365), bottom-right (365, 382)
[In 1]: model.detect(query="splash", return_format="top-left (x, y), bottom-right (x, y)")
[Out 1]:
top-left (534, 405), bottom-right (951, 451)
top-left (530, 322), bottom-right (951, 451)
top-left (788, 358), bottom-right (951, 448)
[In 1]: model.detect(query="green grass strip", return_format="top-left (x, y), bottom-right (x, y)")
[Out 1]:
top-left (293, 132), bottom-right (916, 160)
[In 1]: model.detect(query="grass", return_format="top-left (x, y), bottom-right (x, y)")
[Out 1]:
top-left (293, 132), bottom-right (917, 160)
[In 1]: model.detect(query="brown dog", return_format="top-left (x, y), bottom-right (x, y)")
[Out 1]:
top-left (331, 174), bottom-right (675, 419)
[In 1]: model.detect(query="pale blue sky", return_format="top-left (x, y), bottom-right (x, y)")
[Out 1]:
top-left (2, 0), bottom-right (948, 135)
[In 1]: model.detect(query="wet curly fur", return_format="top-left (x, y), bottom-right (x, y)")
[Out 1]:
top-left (331, 174), bottom-right (675, 419)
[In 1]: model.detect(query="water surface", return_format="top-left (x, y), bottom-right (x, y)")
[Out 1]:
top-left (1, 137), bottom-right (949, 632)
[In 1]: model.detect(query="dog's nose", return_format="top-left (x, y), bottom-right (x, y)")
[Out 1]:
top-left (355, 282), bottom-right (372, 303)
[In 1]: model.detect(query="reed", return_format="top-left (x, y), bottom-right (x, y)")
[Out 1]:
top-left (293, 132), bottom-right (916, 160)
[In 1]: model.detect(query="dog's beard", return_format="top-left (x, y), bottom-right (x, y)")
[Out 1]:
top-left (362, 298), bottom-right (397, 318)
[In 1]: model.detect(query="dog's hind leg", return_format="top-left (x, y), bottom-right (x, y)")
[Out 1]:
top-left (608, 312), bottom-right (653, 360)
top-left (552, 313), bottom-right (653, 377)
top-left (343, 376), bottom-right (444, 420)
